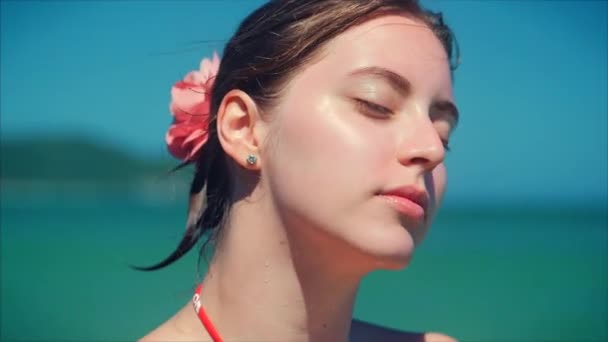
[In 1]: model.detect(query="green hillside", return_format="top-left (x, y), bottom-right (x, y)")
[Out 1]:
top-left (0, 136), bottom-right (183, 181)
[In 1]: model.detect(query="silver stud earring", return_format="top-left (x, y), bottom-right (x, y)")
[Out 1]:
top-left (246, 154), bottom-right (257, 165)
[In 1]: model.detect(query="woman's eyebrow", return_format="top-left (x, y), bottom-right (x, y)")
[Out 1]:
top-left (431, 100), bottom-right (460, 126)
top-left (348, 66), bottom-right (411, 96)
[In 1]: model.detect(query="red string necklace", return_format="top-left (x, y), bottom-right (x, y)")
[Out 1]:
top-left (192, 284), bottom-right (224, 342)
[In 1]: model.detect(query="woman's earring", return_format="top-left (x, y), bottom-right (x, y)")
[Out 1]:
top-left (246, 154), bottom-right (257, 165)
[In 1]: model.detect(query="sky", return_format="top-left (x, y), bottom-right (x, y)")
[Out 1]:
top-left (1, 0), bottom-right (606, 206)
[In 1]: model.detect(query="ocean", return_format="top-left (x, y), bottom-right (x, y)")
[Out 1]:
top-left (1, 188), bottom-right (606, 341)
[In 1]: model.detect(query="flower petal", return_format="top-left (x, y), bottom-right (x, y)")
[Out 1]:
top-left (182, 129), bottom-right (207, 146)
top-left (165, 52), bottom-right (220, 161)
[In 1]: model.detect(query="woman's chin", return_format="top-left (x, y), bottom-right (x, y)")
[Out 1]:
top-left (371, 248), bottom-right (415, 271)
top-left (349, 224), bottom-right (417, 271)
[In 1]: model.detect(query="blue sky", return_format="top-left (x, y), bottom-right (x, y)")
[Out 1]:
top-left (1, 0), bottom-right (606, 205)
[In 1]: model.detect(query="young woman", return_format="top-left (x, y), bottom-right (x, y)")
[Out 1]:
top-left (138, 1), bottom-right (460, 341)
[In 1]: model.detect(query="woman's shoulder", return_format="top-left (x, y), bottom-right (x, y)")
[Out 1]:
top-left (350, 319), bottom-right (457, 342)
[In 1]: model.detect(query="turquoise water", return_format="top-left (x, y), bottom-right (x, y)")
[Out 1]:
top-left (1, 190), bottom-right (606, 341)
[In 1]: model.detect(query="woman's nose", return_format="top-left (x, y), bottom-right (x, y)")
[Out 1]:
top-left (396, 117), bottom-right (446, 172)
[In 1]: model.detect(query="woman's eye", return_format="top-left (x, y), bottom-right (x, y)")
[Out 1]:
top-left (434, 121), bottom-right (454, 153)
top-left (354, 99), bottom-right (393, 117)
top-left (441, 139), bottom-right (451, 152)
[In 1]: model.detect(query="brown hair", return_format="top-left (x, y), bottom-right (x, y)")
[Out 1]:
top-left (136, 0), bottom-right (459, 271)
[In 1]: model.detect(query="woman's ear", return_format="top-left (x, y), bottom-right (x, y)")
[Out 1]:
top-left (216, 89), bottom-right (265, 170)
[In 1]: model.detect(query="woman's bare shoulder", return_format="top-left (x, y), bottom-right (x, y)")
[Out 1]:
top-left (350, 319), bottom-right (457, 342)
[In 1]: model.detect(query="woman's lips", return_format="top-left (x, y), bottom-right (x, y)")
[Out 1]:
top-left (377, 186), bottom-right (428, 222)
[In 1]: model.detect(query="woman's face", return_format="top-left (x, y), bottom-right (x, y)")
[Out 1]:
top-left (262, 15), bottom-right (457, 269)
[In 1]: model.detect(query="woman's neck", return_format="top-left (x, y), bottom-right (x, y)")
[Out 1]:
top-left (189, 194), bottom-right (373, 342)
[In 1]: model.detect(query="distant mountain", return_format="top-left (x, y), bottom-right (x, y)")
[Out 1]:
top-left (0, 136), bottom-right (186, 181)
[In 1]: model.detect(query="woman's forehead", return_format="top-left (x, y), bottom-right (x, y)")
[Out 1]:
top-left (340, 16), bottom-right (447, 69)
top-left (302, 15), bottom-right (453, 98)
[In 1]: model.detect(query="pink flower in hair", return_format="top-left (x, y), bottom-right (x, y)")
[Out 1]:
top-left (166, 52), bottom-right (221, 162)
